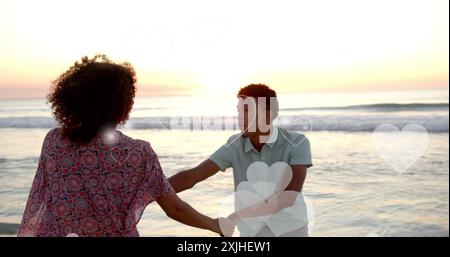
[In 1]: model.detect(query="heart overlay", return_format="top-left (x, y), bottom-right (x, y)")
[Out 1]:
top-left (218, 161), bottom-right (315, 237)
top-left (276, 116), bottom-right (312, 147)
top-left (110, 147), bottom-right (131, 166)
top-left (372, 123), bottom-right (429, 174)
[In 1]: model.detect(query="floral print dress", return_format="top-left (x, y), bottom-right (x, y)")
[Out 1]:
top-left (18, 128), bottom-right (175, 237)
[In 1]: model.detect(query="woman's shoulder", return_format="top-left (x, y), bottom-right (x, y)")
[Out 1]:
top-left (45, 128), bottom-right (156, 155)
top-left (44, 128), bottom-right (73, 145)
top-left (46, 128), bottom-right (60, 138)
top-left (117, 132), bottom-right (159, 166)
top-left (42, 128), bottom-right (62, 145)
top-left (117, 131), bottom-right (154, 154)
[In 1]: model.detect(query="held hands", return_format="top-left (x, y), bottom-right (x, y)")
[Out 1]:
top-left (214, 217), bottom-right (237, 237)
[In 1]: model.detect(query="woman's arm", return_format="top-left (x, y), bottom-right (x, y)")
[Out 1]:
top-left (17, 131), bottom-right (51, 236)
top-left (157, 193), bottom-right (233, 236)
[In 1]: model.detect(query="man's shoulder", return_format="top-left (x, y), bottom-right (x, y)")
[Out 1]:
top-left (279, 128), bottom-right (308, 139)
top-left (225, 132), bottom-right (245, 147)
top-left (277, 128), bottom-right (309, 148)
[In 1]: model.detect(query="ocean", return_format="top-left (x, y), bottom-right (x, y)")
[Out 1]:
top-left (0, 89), bottom-right (448, 236)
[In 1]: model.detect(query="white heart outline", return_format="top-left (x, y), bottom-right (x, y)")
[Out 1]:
top-left (110, 147), bottom-right (131, 166)
top-left (372, 123), bottom-right (429, 174)
top-left (277, 116), bottom-right (313, 147)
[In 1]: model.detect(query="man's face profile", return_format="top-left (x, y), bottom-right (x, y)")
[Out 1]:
top-left (237, 96), bottom-right (274, 138)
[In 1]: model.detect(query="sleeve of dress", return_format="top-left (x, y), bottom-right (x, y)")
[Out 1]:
top-left (141, 142), bottom-right (175, 201)
top-left (124, 141), bottom-right (175, 234)
top-left (17, 134), bottom-right (49, 237)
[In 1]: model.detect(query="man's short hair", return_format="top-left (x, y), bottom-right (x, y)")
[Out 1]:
top-left (237, 83), bottom-right (279, 118)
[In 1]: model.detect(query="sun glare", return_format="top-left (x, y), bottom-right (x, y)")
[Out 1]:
top-left (0, 0), bottom-right (448, 97)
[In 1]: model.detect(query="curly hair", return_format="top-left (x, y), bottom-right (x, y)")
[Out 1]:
top-left (47, 54), bottom-right (137, 144)
top-left (238, 83), bottom-right (279, 118)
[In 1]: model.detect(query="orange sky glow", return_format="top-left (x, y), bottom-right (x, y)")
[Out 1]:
top-left (0, 0), bottom-right (448, 99)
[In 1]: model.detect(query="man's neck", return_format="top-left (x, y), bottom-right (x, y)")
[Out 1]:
top-left (249, 134), bottom-right (263, 152)
top-left (249, 130), bottom-right (271, 152)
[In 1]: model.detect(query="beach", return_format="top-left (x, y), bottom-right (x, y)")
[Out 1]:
top-left (0, 90), bottom-right (448, 236)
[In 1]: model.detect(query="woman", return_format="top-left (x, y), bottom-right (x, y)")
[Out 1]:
top-left (18, 54), bottom-right (228, 237)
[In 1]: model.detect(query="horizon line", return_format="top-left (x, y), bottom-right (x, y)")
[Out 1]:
top-left (0, 87), bottom-right (448, 101)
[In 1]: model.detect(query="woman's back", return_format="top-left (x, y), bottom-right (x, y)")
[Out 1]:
top-left (18, 128), bottom-right (174, 237)
top-left (17, 55), bottom-right (224, 237)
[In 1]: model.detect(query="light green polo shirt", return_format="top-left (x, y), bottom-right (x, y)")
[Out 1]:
top-left (209, 126), bottom-right (313, 236)
top-left (209, 126), bottom-right (313, 191)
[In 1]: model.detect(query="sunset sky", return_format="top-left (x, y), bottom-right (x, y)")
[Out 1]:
top-left (0, 0), bottom-right (448, 99)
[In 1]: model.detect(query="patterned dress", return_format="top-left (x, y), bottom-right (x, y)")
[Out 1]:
top-left (18, 128), bottom-right (175, 237)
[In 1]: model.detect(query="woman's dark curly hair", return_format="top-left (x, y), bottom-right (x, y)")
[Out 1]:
top-left (47, 54), bottom-right (136, 144)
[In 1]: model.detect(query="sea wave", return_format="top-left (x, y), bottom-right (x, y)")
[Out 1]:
top-left (281, 103), bottom-right (449, 112)
top-left (0, 113), bottom-right (447, 132)
top-left (0, 117), bottom-right (57, 128)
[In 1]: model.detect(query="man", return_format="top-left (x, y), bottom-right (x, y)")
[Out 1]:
top-left (169, 84), bottom-right (313, 236)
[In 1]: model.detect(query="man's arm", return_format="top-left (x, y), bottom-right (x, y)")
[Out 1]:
top-left (156, 193), bottom-right (224, 235)
top-left (228, 165), bottom-right (308, 220)
top-left (285, 164), bottom-right (307, 192)
top-left (168, 159), bottom-right (221, 193)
